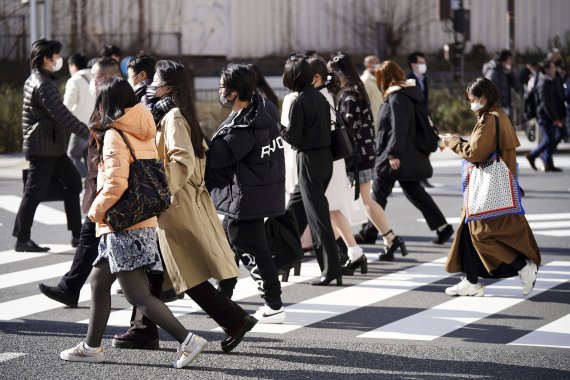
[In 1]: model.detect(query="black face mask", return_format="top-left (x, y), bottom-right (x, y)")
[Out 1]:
top-left (219, 93), bottom-right (236, 108)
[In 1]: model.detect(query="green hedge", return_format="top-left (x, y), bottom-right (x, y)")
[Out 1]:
top-left (429, 86), bottom-right (477, 135)
top-left (0, 85), bottom-right (23, 153)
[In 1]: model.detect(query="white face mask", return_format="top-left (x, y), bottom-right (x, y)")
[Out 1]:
top-left (128, 77), bottom-right (136, 89)
top-left (52, 57), bottom-right (63, 72)
top-left (470, 101), bottom-right (484, 112)
top-left (89, 80), bottom-right (97, 98)
top-left (504, 64), bottom-right (512, 71)
top-left (417, 63), bottom-right (427, 75)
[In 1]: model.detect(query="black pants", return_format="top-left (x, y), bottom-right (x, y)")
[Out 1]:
top-left (13, 154), bottom-right (82, 241)
top-left (58, 218), bottom-right (100, 293)
top-left (219, 217), bottom-right (282, 309)
top-left (361, 176), bottom-right (447, 240)
top-left (287, 148), bottom-right (340, 279)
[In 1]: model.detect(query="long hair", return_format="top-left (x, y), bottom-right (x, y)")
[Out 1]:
top-left (328, 54), bottom-right (369, 104)
top-left (155, 60), bottom-right (205, 158)
top-left (92, 77), bottom-right (138, 163)
top-left (376, 60), bottom-right (406, 93)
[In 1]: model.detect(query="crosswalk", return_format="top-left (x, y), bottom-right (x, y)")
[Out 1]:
top-left (1, 246), bottom-right (569, 350)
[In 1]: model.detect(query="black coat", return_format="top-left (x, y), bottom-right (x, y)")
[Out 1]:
top-left (206, 95), bottom-right (285, 220)
top-left (537, 75), bottom-right (566, 123)
top-left (407, 71), bottom-right (429, 115)
top-left (375, 85), bottom-right (433, 181)
top-left (21, 68), bottom-right (88, 159)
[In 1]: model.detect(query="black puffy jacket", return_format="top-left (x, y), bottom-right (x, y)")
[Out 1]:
top-left (375, 85), bottom-right (432, 181)
top-left (206, 95), bottom-right (285, 220)
top-left (22, 68), bottom-right (88, 159)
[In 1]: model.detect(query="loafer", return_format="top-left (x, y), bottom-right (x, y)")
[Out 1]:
top-left (221, 315), bottom-right (257, 353)
top-left (433, 225), bottom-right (454, 245)
top-left (112, 332), bottom-right (160, 349)
top-left (15, 239), bottom-right (50, 252)
top-left (38, 283), bottom-right (78, 308)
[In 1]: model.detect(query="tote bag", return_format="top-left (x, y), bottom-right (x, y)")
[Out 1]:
top-left (105, 129), bottom-right (171, 231)
top-left (462, 116), bottom-right (524, 223)
top-left (328, 104), bottom-right (355, 161)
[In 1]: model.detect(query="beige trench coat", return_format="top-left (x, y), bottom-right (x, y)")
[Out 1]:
top-left (445, 106), bottom-right (541, 275)
top-left (156, 109), bottom-right (240, 293)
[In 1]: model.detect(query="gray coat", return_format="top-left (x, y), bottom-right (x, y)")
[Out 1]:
top-left (22, 68), bottom-right (88, 159)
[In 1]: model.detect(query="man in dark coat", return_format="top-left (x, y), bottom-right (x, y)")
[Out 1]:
top-left (13, 39), bottom-right (89, 252)
top-left (483, 49), bottom-right (519, 119)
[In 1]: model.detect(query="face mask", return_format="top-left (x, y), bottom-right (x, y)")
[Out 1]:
top-left (146, 85), bottom-right (158, 99)
top-left (128, 77), bottom-right (136, 89)
top-left (89, 80), bottom-right (97, 98)
top-left (417, 63), bottom-right (427, 74)
top-left (219, 93), bottom-right (235, 108)
top-left (52, 57), bottom-right (63, 72)
top-left (470, 101), bottom-right (484, 112)
top-left (504, 64), bottom-right (512, 71)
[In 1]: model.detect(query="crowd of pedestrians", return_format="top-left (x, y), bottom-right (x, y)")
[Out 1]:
top-left (15, 38), bottom-right (552, 368)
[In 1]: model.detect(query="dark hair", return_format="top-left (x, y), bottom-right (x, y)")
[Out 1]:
top-left (407, 51), bottom-right (425, 69)
top-left (127, 53), bottom-right (156, 80)
top-left (464, 77), bottom-right (499, 112)
top-left (93, 57), bottom-right (122, 78)
top-left (248, 64), bottom-right (278, 106)
top-left (220, 63), bottom-right (257, 101)
top-left (540, 59), bottom-right (555, 74)
top-left (68, 53), bottom-right (88, 70)
top-left (92, 78), bottom-right (138, 162)
top-left (30, 38), bottom-right (62, 70)
top-left (307, 57), bottom-right (328, 82)
top-left (282, 53), bottom-right (313, 92)
top-left (99, 44), bottom-right (122, 59)
top-left (497, 49), bottom-right (513, 63)
top-left (155, 60), bottom-right (205, 158)
top-left (329, 54), bottom-right (369, 104)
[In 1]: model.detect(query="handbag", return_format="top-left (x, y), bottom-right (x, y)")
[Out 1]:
top-left (328, 104), bottom-right (355, 161)
top-left (105, 128), bottom-right (171, 231)
top-left (461, 115), bottom-right (525, 223)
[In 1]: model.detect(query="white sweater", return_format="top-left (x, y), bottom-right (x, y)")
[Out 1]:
top-left (63, 68), bottom-right (95, 125)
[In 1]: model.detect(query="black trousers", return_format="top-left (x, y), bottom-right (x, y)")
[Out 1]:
top-left (361, 175), bottom-right (447, 239)
top-left (58, 218), bottom-right (100, 292)
top-left (13, 154), bottom-right (82, 241)
top-left (287, 148), bottom-right (340, 279)
top-left (219, 217), bottom-right (282, 309)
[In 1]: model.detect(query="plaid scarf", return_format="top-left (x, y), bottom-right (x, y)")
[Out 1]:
top-left (150, 95), bottom-right (176, 125)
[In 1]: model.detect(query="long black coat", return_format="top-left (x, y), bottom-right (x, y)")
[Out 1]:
top-left (375, 85), bottom-right (432, 181)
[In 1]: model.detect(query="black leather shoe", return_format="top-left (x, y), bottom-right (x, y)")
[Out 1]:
top-left (112, 332), bottom-right (160, 349)
top-left (311, 275), bottom-right (342, 286)
top-left (342, 255), bottom-right (368, 275)
top-left (433, 225), bottom-right (454, 244)
top-left (15, 239), bottom-right (50, 252)
top-left (221, 315), bottom-right (258, 353)
top-left (38, 283), bottom-right (78, 308)
top-left (544, 165), bottom-right (563, 172)
top-left (525, 153), bottom-right (537, 171)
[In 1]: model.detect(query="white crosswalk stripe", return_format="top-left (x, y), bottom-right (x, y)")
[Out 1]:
top-left (0, 195), bottom-right (67, 225)
top-left (1, 246), bottom-right (568, 349)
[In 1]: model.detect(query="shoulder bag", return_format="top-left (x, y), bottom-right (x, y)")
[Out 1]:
top-left (105, 128), bottom-right (171, 231)
top-left (328, 104), bottom-right (355, 161)
top-left (461, 115), bottom-right (525, 223)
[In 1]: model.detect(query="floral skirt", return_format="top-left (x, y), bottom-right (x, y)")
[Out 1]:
top-left (94, 227), bottom-right (163, 274)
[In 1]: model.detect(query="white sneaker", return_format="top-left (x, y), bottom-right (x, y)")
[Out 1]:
top-left (252, 305), bottom-right (286, 324)
top-left (60, 342), bottom-right (104, 363)
top-left (518, 260), bottom-right (538, 296)
top-left (174, 333), bottom-right (208, 369)
top-left (445, 277), bottom-right (485, 297)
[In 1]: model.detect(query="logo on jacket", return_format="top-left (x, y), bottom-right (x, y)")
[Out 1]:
top-left (261, 136), bottom-right (284, 158)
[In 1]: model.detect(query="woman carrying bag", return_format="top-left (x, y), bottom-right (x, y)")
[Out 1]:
top-left (440, 77), bottom-right (541, 297)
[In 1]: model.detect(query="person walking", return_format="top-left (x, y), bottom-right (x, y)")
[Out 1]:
top-left (367, 60), bottom-right (454, 249)
top-left (440, 77), bottom-right (541, 297)
top-left (280, 54), bottom-right (342, 286)
top-left (360, 55), bottom-right (382, 129)
top-left (150, 60), bottom-right (258, 349)
top-left (483, 49), bottom-right (519, 119)
top-left (13, 39), bottom-right (89, 252)
top-left (329, 54), bottom-right (408, 262)
top-left (126, 53), bottom-right (156, 104)
top-left (207, 63), bottom-right (287, 322)
top-left (525, 59), bottom-right (567, 172)
top-left (64, 52), bottom-right (95, 179)
top-left (59, 78), bottom-right (207, 368)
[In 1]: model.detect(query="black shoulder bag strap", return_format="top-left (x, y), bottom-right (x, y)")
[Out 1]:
top-left (111, 128), bottom-right (137, 161)
top-left (493, 115), bottom-right (501, 161)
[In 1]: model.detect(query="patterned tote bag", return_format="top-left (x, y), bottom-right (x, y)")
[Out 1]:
top-left (461, 116), bottom-right (525, 223)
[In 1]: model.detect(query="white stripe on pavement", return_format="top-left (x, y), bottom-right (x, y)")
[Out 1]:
top-left (0, 195), bottom-right (67, 225)
top-left (0, 244), bottom-right (73, 265)
top-left (0, 261), bottom-right (74, 290)
top-left (0, 353), bottom-right (27, 363)
top-left (535, 230), bottom-right (570, 237)
top-left (358, 261), bottom-right (570, 341)
top-left (418, 213), bottom-right (570, 226)
top-left (508, 313), bottom-right (570, 349)
top-left (248, 257), bottom-right (452, 334)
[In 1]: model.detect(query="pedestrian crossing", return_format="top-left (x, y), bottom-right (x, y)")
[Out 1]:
top-left (1, 247), bottom-right (569, 350)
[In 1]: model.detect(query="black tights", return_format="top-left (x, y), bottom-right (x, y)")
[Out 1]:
top-left (85, 261), bottom-right (189, 347)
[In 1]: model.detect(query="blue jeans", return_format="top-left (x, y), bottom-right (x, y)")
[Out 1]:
top-left (530, 118), bottom-right (558, 166)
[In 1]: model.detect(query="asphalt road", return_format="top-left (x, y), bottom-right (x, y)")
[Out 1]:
top-left (0, 151), bottom-right (569, 380)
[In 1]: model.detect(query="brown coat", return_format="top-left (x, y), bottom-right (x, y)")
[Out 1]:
top-left (445, 106), bottom-right (541, 275)
top-left (88, 103), bottom-right (158, 237)
top-left (156, 109), bottom-right (240, 293)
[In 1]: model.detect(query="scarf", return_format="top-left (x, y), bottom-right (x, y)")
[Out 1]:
top-left (150, 95), bottom-right (176, 125)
